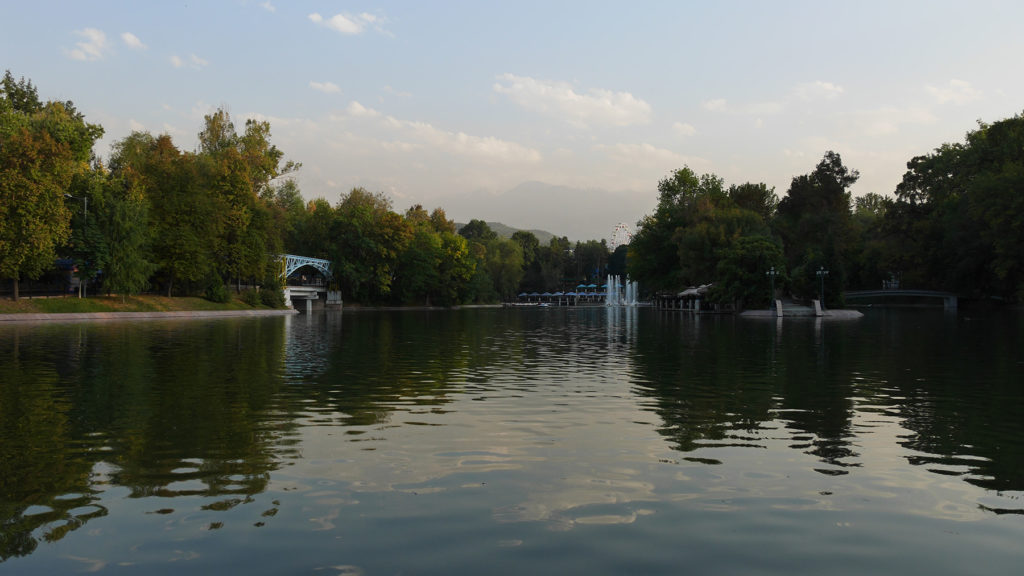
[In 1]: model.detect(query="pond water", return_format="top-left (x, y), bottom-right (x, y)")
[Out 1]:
top-left (1, 307), bottom-right (1022, 575)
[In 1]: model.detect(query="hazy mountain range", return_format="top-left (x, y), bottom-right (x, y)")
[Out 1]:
top-left (453, 221), bottom-right (556, 245)
top-left (443, 181), bottom-right (656, 242)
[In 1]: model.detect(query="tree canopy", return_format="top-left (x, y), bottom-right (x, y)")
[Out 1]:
top-left (7, 71), bottom-right (1023, 308)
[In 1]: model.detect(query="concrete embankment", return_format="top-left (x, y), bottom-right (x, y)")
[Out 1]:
top-left (0, 309), bottom-right (299, 323)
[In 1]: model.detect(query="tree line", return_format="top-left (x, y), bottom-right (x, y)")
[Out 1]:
top-left (1, 72), bottom-right (618, 304)
top-left (627, 112), bottom-right (1024, 308)
top-left (7, 71), bottom-right (1019, 307)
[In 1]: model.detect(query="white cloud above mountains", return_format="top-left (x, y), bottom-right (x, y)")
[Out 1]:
top-left (493, 74), bottom-right (652, 128)
top-left (340, 100), bottom-right (542, 164)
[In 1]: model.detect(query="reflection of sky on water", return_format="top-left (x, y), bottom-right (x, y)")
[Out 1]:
top-left (271, 309), bottom-right (1024, 532)
top-left (4, 309), bottom-right (1023, 574)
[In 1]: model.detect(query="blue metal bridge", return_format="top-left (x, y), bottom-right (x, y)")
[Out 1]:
top-left (278, 254), bottom-right (340, 311)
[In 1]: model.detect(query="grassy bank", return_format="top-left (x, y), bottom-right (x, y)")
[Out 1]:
top-left (0, 294), bottom-right (277, 314)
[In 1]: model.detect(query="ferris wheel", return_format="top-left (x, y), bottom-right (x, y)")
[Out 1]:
top-left (609, 222), bottom-right (633, 251)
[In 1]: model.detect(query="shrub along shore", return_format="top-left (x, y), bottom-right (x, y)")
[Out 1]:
top-left (0, 294), bottom-right (287, 317)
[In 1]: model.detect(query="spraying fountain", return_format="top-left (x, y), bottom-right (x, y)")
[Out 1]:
top-left (605, 274), bottom-right (639, 306)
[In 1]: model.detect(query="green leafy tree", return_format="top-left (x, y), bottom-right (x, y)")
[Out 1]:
top-left (485, 238), bottom-right (524, 300)
top-left (437, 231), bottom-right (474, 304)
top-left (429, 207), bottom-right (456, 234)
top-left (331, 187), bottom-right (412, 302)
top-left (628, 167), bottom-right (726, 290)
top-left (728, 182), bottom-right (778, 221)
top-left (673, 198), bottom-right (768, 285)
top-left (711, 235), bottom-right (787, 309)
top-left (846, 192), bottom-right (893, 290)
top-left (511, 230), bottom-right (542, 292)
top-left (1, 75), bottom-right (102, 298)
top-left (607, 244), bottom-right (628, 277)
top-left (101, 176), bottom-right (155, 301)
top-left (395, 214), bottom-right (443, 305)
top-left (775, 151), bottom-right (857, 301)
top-left (571, 239), bottom-right (610, 283)
top-left (884, 113), bottom-right (1024, 300)
top-left (458, 219), bottom-right (498, 243)
top-left (143, 135), bottom-right (222, 295)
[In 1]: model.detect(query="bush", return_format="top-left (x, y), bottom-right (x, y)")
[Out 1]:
top-left (260, 287), bottom-right (286, 308)
top-left (241, 288), bottom-right (262, 307)
top-left (204, 281), bottom-right (231, 303)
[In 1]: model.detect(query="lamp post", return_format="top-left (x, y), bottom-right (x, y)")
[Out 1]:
top-left (816, 266), bottom-right (829, 308)
top-left (766, 266), bottom-right (778, 308)
top-left (64, 194), bottom-right (89, 298)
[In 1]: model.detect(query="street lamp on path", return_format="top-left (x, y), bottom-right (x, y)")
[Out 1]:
top-left (766, 266), bottom-right (778, 308)
top-left (816, 266), bottom-right (829, 308)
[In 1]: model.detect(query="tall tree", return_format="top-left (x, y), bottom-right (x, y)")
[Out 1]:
top-left (331, 187), bottom-right (412, 302)
top-left (628, 167), bottom-right (728, 290)
top-left (0, 75), bottom-right (102, 298)
top-left (775, 151), bottom-right (857, 301)
top-left (728, 182), bottom-right (778, 221)
top-left (884, 114), bottom-right (1024, 300)
top-left (141, 135), bottom-right (221, 295)
top-left (101, 175), bottom-right (155, 301)
top-left (458, 219), bottom-right (497, 243)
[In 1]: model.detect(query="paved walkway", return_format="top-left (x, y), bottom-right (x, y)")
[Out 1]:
top-left (0, 309), bottom-right (298, 323)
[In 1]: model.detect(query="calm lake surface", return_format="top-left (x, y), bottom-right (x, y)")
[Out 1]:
top-left (1, 307), bottom-right (1022, 575)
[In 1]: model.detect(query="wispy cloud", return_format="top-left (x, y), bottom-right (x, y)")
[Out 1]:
top-left (121, 32), bottom-right (146, 50)
top-left (310, 81), bottom-right (342, 94)
top-left (854, 106), bottom-right (938, 136)
top-left (701, 98), bottom-right (783, 116)
top-left (309, 12), bottom-right (390, 36)
top-left (383, 85), bottom-right (412, 98)
top-left (171, 54), bottom-right (209, 70)
top-left (68, 28), bottom-right (110, 61)
top-left (793, 80), bottom-right (844, 101)
top-left (702, 98), bottom-right (728, 112)
top-left (672, 122), bottom-right (697, 137)
top-left (260, 1), bottom-right (275, 12)
top-left (342, 100), bottom-right (541, 164)
top-left (926, 79), bottom-right (982, 105)
top-left (346, 101), bottom-right (379, 117)
top-left (596, 142), bottom-right (706, 170)
top-left (493, 74), bottom-right (651, 128)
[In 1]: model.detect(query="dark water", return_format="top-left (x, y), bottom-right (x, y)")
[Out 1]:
top-left (1, 307), bottom-right (1022, 575)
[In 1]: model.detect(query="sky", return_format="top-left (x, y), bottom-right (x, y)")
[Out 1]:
top-left (4, 1), bottom-right (1023, 241)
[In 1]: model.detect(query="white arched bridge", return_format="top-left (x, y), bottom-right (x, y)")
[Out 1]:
top-left (277, 254), bottom-right (341, 311)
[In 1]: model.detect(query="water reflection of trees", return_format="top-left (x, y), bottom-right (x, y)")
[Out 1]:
top-left (630, 314), bottom-right (859, 470)
top-left (0, 318), bottom-right (289, 561)
top-left (629, 310), bottom-right (1024, 496)
top-left (279, 310), bottom-right (534, 428)
top-left (871, 311), bottom-right (1024, 495)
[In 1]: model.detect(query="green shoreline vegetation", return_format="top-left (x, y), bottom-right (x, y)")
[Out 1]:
top-left (3, 71), bottom-right (1023, 311)
top-left (0, 294), bottom-right (278, 315)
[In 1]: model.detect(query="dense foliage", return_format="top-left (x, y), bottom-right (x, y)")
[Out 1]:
top-left (1, 72), bottom-right (613, 305)
top-left (629, 113), bottom-right (1024, 308)
top-left (6, 71), bottom-right (1022, 308)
